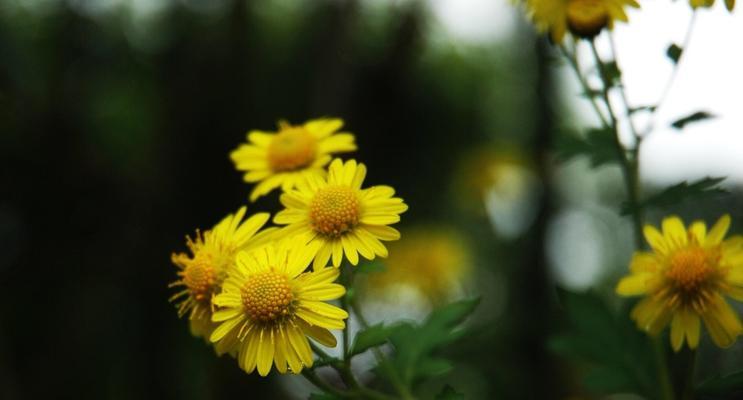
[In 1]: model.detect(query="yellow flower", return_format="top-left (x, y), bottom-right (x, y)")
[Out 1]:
top-left (363, 227), bottom-right (471, 303)
top-left (689, 0), bottom-right (735, 11)
top-left (616, 215), bottom-right (743, 351)
top-left (169, 207), bottom-right (274, 353)
top-left (274, 158), bottom-right (408, 270)
top-left (230, 118), bottom-right (357, 202)
top-left (209, 243), bottom-right (348, 376)
top-left (522, 0), bottom-right (639, 43)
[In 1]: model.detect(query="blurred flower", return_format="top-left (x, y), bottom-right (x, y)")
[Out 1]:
top-left (616, 215), bottom-right (743, 351)
top-left (689, 0), bottom-right (735, 11)
top-left (230, 118), bottom-right (357, 201)
top-left (363, 226), bottom-right (471, 304)
top-left (521, 0), bottom-right (639, 43)
top-left (274, 159), bottom-right (407, 269)
top-left (453, 147), bottom-right (540, 238)
top-left (210, 243), bottom-right (347, 376)
top-left (169, 207), bottom-right (273, 353)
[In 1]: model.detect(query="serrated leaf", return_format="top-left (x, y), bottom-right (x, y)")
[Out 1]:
top-left (349, 323), bottom-right (401, 357)
top-left (415, 357), bottom-right (453, 379)
top-left (667, 43), bottom-right (683, 64)
top-left (628, 104), bottom-right (657, 115)
top-left (621, 177), bottom-right (728, 216)
top-left (435, 384), bottom-right (464, 400)
top-left (602, 60), bottom-right (622, 86)
top-left (697, 371), bottom-right (743, 397)
top-left (551, 289), bottom-right (656, 397)
top-left (671, 110), bottom-right (715, 130)
top-left (555, 127), bottom-right (619, 168)
top-left (382, 298), bottom-right (480, 387)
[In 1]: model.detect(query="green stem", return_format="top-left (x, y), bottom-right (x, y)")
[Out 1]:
top-left (653, 338), bottom-right (675, 400)
top-left (558, 44), bottom-right (610, 129)
top-left (349, 293), bottom-right (415, 400)
top-left (588, 37), bottom-right (673, 400)
top-left (589, 39), bottom-right (645, 249)
top-left (302, 369), bottom-right (354, 399)
top-left (682, 348), bottom-right (698, 400)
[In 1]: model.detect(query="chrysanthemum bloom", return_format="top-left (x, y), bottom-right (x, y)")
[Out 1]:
top-left (169, 207), bottom-right (274, 353)
top-left (616, 215), bottom-right (743, 351)
top-left (689, 0), bottom-right (735, 12)
top-left (364, 227), bottom-right (471, 304)
top-left (230, 118), bottom-right (357, 202)
top-left (522, 0), bottom-right (639, 43)
top-left (273, 158), bottom-right (407, 270)
top-left (209, 243), bottom-right (348, 376)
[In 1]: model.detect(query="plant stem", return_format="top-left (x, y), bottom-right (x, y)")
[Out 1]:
top-left (558, 44), bottom-right (610, 129)
top-left (588, 39), bottom-right (645, 249)
top-left (682, 348), bottom-right (698, 400)
top-left (645, 11), bottom-right (698, 136)
top-left (302, 369), bottom-right (353, 399)
top-left (653, 338), bottom-right (675, 400)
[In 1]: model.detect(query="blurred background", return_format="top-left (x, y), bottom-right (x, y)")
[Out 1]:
top-left (0, 0), bottom-right (741, 399)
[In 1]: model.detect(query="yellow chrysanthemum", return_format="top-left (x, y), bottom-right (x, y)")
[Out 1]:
top-left (616, 215), bottom-right (743, 351)
top-left (230, 118), bottom-right (357, 202)
top-left (273, 158), bottom-right (408, 270)
top-left (169, 207), bottom-right (274, 353)
top-left (523, 0), bottom-right (639, 43)
top-left (209, 243), bottom-right (348, 376)
top-left (689, 0), bottom-right (735, 11)
top-left (363, 227), bottom-right (471, 303)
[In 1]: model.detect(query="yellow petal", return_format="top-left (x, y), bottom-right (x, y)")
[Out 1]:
top-left (682, 309), bottom-right (701, 349)
top-left (662, 216), bottom-right (688, 250)
top-left (670, 312), bottom-right (685, 352)
top-left (707, 215), bottom-right (731, 246)
top-left (689, 221), bottom-right (707, 245)
top-left (256, 329), bottom-right (275, 376)
top-left (702, 295), bottom-right (742, 348)
top-left (643, 224), bottom-right (668, 255)
top-left (616, 273), bottom-right (652, 296)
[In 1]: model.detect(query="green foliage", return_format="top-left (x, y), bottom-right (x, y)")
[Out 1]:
top-left (308, 393), bottom-right (342, 400)
top-left (349, 323), bottom-right (402, 357)
top-left (435, 384), bottom-right (465, 400)
top-left (621, 177), bottom-right (728, 215)
top-left (666, 44), bottom-right (683, 64)
top-left (628, 104), bottom-right (658, 115)
top-left (602, 60), bottom-right (622, 87)
top-left (697, 371), bottom-right (743, 399)
top-left (377, 298), bottom-right (480, 387)
top-left (555, 127), bottom-right (619, 168)
top-left (550, 289), bottom-right (656, 397)
top-left (671, 110), bottom-right (716, 130)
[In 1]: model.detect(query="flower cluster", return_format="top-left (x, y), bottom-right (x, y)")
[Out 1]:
top-left (169, 118), bottom-right (407, 376)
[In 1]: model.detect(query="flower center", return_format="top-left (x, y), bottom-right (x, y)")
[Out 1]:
top-left (183, 258), bottom-right (218, 302)
top-left (241, 271), bottom-right (294, 322)
top-left (309, 185), bottom-right (360, 238)
top-left (566, 0), bottom-right (609, 38)
top-left (267, 127), bottom-right (317, 172)
top-left (666, 247), bottom-right (720, 293)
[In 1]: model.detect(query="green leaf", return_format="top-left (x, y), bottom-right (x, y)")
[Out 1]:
top-left (415, 357), bottom-right (453, 379)
top-left (381, 298), bottom-right (480, 387)
top-left (628, 104), bottom-right (657, 115)
top-left (309, 393), bottom-right (343, 400)
top-left (602, 60), bottom-right (622, 86)
top-left (435, 384), bottom-right (465, 400)
top-left (671, 110), bottom-right (715, 130)
top-left (697, 371), bottom-right (743, 398)
top-left (555, 127), bottom-right (619, 168)
top-left (667, 43), bottom-right (683, 64)
top-left (349, 323), bottom-right (402, 357)
top-left (551, 289), bottom-right (656, 397)
top-left (621, 177), bottom-right (728, 215)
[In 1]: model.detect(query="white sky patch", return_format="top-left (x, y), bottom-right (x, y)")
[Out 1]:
top-left (427, 0), bottom-right (519, 43)
top-left (429, 0), bottom-right (742, 186)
